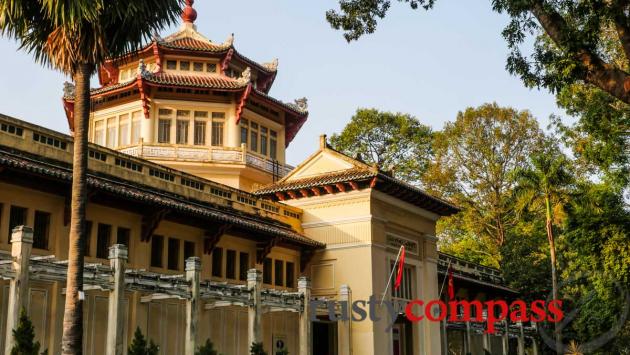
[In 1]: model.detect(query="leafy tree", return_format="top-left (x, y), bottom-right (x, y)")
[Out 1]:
top-left (196, 339), bottom-right (220, 355)
top-left (326, 0), bottom-right (630, 105)
top-left (128, 327), bottom-right (159, 355)
top-left (0, 1), bottom-right (181, 353)
top-left (423, 103), bottom-right (542, 266)
top-left (250, 342), bottom-right (267, 355)
top-left (329, 108), bottom-right (432, 184)
top-left (513, 140), bottom-right (574, 351)
top-left (10, 309), bottom-right (47, 355)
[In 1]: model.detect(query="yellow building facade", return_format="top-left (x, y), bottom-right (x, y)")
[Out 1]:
top-left (0, 3), bottom-right (462, 354)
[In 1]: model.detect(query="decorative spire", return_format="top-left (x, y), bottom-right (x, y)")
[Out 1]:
top-left (63, 81), bottom-right (75, 98)
top-left (236, 67), bottom-right (252, 85)
top-left (182, 0), bottom-right (197, 24)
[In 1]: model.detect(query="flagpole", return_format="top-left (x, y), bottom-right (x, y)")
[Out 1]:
top-left (381, 245), bottom-right (403, 305)
top-left (438, 259), bottom-right (452, 298)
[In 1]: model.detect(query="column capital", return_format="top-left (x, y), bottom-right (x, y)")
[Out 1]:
top-left (297, 276), bottom-right (311, 290)
top-left (339, 284), bottom-right (351, 296)
top-left (247, 268), bottom-right (262, 282)
top-left (10, 226), bottom-right (33, 244)
top-left (185, 257), bottom-right (201, 272)
top-left (108, 244), bottom-right (128, 260)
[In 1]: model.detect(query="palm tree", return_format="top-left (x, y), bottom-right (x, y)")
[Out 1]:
top-left (0, 1), bottom-right (182, 353)
top-left (514, 142), bottom-right (574, 353)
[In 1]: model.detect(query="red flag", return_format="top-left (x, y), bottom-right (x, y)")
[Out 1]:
top-left (394, 246), bottom-right (406, 290)
top-left (448, 266), bottom-right (455, 300)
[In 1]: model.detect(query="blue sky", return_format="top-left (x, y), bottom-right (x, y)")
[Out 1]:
top-left (0, 0), bottom-right (565, 165)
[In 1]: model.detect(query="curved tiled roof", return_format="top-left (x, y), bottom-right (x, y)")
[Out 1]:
top-left (159, 38), bottom-right (230, 53)
top-left (144, 72), bottom-right (247, 90)
top-left (254, 168), bottom-right (375, 194)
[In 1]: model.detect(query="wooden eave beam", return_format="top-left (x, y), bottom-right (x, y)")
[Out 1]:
top-left (287, 190), bottom-right (298, 199)
top-left (349, 181), bottom-right (359, 191)
top-left (335, 183), bottom-right (346, 193)
top-left (141, 209), bottom-right (168, 242)
top-left (323, 185), bottom-right (334, 195)
top-left (299, 189), bottom-right (309, 198)
top-left (300, 249), bottom-right (316, 273)
top-left (275, 191), bottom-right (286, 201)
top-left (204, 224), bottom-right (232, 255)
top-left (369, 177), bottom-right (378, 188)
top-left (310, 187), bottom-right (321, 196)
top-left (256, 236), bottom-right (281, 264)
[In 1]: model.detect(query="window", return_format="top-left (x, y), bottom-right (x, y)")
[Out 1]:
top-left (193, 111), bottom-right (207, 145)
top-left (263, 258), bottom-right (272, 284)
top-left (158, 109), bottom-right (172, 143)
top-left (8, 206), bottom-right (27, 242)
top-left (33, 211), bottom-right (50, 249)
top-left (120, 69), bottom-right (129, 81)
top-left (226, 250), bottom-right (236, 279)
top-left (151, 235), bottom-right (164, 268)
top-left (391, 264), bottom-right (414, 300)
top-left (180, 61), bottom-right (190, 71)
top-left (286, 262), bottom-right (295, 288)
top-left (274, 259), bottom-right (284, 286)
top-left (193, 62), bottom-right (204, 72)
top-left (184, 241), bottom-right (195, 261)
top-left (240, 119), bottom-right (248, 146)
top-left (250, 122), bottom-right (258, 152)
top-left (239, 252), bottom-right (249, 281)
top-left (106, 117), bottom-right (116, 148)
top-left (85, 220), bottom-right (93, 256)
top-left (176, 116), bottom-right (189, 145)
top-left (117, 227), bottom-right (130, 254)
top-left (166, 60), bottom-right (177, 70)
top-left (212, 247), bottom-right (223, 277)
top-left (131, 111), bottom-right (142, 144)
top-left (94, 120), bottom-right (105, 145)
top-left (168, 238), bottom-right (180, 270)
top-left (212, 112), bottom-right (225, 147)
top-left (96, 223), bottom-right (111, 259)
top-left (119, 114), bottom-right (130, 146)
top-left (270, 130), bottom-right (278, 160)
top-left (260, 127), bottom-right (268, 155)
top-left (207, 63), bottom-right (217, 73)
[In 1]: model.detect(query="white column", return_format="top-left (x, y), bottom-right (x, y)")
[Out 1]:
top-left (106, 244), bottom-right (128, 355)
top-left (502, 320), bottom-right (509, 355)
top-left (4, 226), bottom-right (33, 355)
top-left (185, 257), bottom-right (201, 355)
top-left (517, 321), bottom-right (525, 355)
top-left (464, 321), bottom-right (471, 355)
top-left (247, 269), bottom-right (263, 347)
top-left (338, 284), bottom-right (351, 355)
top-left (298, 276), bottom-right (312, 355)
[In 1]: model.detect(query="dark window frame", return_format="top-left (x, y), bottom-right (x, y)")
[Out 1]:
top-left (212, 247), bottom-right (223, 277)
top-left (167, 238), bottom-right (181, 270)
top-left (151, 235), bottom-right (164, 268)
top-left (96, 223), bottom-right (112, 259)
top-left (33, 210), bottom-right (51, 250)
top-left (226, 249), bottom-right (236, 279)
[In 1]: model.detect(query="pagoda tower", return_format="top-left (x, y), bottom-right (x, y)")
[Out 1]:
top-left (62, 0), bottom-right (308, 191)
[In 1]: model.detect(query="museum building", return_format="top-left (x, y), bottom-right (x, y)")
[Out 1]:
top-left (0, 2), bottom-right (539, 354)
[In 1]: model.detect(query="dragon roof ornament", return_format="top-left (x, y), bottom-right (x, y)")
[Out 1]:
top-left (236, 67), bottom-right (252, 85)
top-left (262, 58), bottom-right (279, 72)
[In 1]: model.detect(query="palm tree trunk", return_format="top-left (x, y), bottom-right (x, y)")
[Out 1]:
top-left (545, 196), bottom-right (562, 354)
top-left (61, 62), bottom-right (92, 355)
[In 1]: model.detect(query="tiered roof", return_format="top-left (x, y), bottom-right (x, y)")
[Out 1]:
top-left (62, 0), bottom-right (307, 146)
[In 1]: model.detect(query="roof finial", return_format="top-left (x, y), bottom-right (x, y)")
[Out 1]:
top-left (182, 0), bottom-right (197, 24)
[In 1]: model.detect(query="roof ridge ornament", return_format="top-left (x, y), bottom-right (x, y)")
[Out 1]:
top-left (263, 58), bottom-right (279, 71)
top-left (224, 33), bottom-right (234, 47)
top-left (236, 67), bottom-right (252, 85)
top-left (182, 0), bottom-right (197, 24)
top-left (63, 82), bottom-right (75, 98)
top-left (137, 59), bottom-right (152, 78)
top-left (152, 30), bottom-right (163, 42)
top-left (293, 97), bottom-right (308, 112)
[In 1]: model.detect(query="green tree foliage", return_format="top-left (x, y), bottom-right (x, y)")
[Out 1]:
top-left (250, 342), bottom-right (268, 355)
top-left (423, 103), bottom-right (542, 267)
top-left (10, 309), bottom-right (46, 355)
top-left (128, 327), bottom-right (159, 355)
top-left (326, 0), bottom-right (630, 105)
top-left (196, 339), bottom-right (220, 355)
top-left (329, 108), bottom-right (432, 185)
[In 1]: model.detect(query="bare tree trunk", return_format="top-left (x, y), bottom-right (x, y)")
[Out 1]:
top-left (61, 62), bottom-right (92, 355)
top-left (545, 196), bottom-right (562, 354)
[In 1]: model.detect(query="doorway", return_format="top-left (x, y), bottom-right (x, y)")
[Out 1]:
top-left (392, 315), bottom-right (413, 355)
top-left (313, 319), bottom-right (338, 355)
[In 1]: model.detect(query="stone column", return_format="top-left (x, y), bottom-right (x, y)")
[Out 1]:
top-left (338, 284), bottom-right (351, 355)
top-left (247, 268), bottom-right (263, 347)
top-left (441, 318), bottom-right (448, 355)
top-left (298, 277), bottom-right (312, 355)
top-left (4, 226), bottom-right (33, 355)
top-left (517, 322), bottom-right (525, 355)
top-left (185, 257), bottom-right (201, 355)
top-left (532, 338), bottom-right (539, 355)
top-left (502, 320), bottom-right (509, 355)
top-left (106, 244), bottom-right (128, 355)
top-left (464, 321), bottom-right (471, 355)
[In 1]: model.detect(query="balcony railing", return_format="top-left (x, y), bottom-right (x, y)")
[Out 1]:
top-left (118, 143), bottom-right (293, 178)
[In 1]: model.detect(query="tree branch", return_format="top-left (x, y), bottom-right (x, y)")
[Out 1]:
top-left (612, 0), bottom-right (630, 63)
top-left (531, 0), bottom-right (630, 104)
